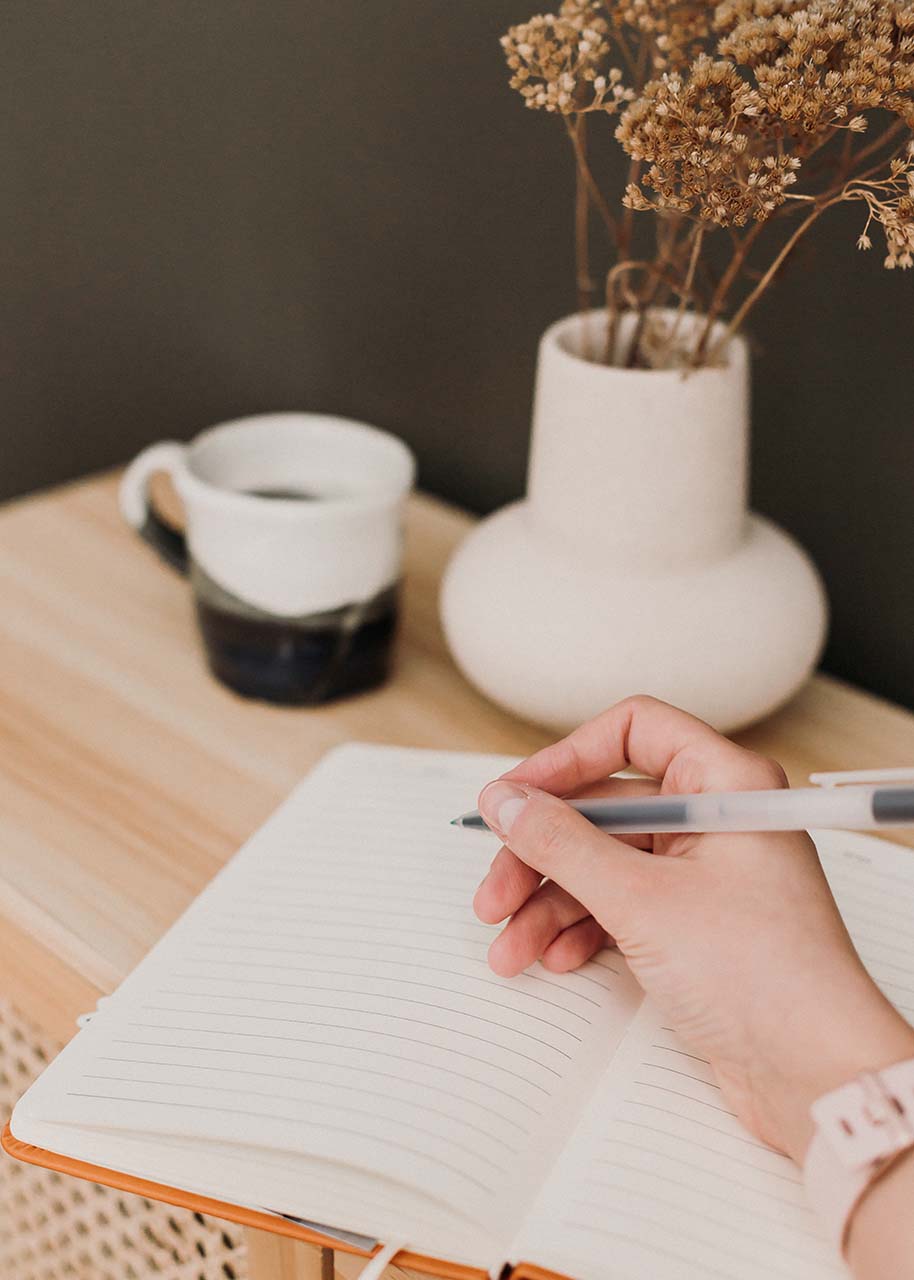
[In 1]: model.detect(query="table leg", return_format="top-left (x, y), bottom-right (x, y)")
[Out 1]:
top-left (244, 1227), bottom-right (335, 1280)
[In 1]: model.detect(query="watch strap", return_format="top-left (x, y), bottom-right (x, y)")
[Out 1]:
top-left (803, 1058), bottom-right (914, 1252)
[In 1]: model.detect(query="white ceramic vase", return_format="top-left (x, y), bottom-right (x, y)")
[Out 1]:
top-left (441, 310), bottom-right (828, 733)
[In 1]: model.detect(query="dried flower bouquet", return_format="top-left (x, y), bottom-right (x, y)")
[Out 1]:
top-left (502, 0), bottom-right (914, 368)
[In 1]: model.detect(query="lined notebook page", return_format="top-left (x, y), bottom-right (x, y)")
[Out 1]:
top-left (818, 828), bottom-right (914, 1025)
top-left (511, 827), bottom-right (914, 1280)
top-left (12, 745), bottom-right (642, 1264)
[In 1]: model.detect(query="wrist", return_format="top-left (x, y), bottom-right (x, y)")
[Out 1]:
top-left (803, 1051), bottom-right (914, 1258)
top-left (751, 974), bottom-right (914, 1164)
top-left (846, 1144), bottom-right (914, 1270)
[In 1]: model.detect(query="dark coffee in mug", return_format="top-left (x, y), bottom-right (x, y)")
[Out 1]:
top-left (243, 487), bottom-right (317, 500)
top-left (119, 414), bottom-right (415, 704)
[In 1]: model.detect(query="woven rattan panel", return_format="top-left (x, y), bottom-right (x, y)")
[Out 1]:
top-left (0, 997), bottom-right (247, 1280)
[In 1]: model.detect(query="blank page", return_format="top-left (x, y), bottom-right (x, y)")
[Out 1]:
top-left (511, 828), bottom-right (914, 1279)
top-left (12, 744), bottom-right (642, 1267)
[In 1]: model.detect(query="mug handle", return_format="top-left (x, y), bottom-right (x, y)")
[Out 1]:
top-left (118, 441), bottom-right (189, 574)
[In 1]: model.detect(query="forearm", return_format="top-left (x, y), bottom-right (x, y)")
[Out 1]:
top-left (846, 1150), bottom-right (914, 1279)
top-left (756, 989), bottom-right (914, 1279)
top-left (758, 977), bottom-right (914, 1166)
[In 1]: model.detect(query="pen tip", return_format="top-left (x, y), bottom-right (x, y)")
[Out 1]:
top-left (449, 817), bottom-right (460, 827)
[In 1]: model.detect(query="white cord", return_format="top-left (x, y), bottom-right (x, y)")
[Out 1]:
top-left (358, 1237), bottom-right (409, 1280)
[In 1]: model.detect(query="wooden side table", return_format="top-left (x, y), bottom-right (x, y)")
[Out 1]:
top-left (2, 472), bottom-right (913, 1280)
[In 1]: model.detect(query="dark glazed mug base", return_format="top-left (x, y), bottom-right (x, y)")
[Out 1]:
top-left (192, 568), bottom-right (399, 706)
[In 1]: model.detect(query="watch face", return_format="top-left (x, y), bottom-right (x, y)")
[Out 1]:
top-left (812, 1065), bottom-right (914, 1170)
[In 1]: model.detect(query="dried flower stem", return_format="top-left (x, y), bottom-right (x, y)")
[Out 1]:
top-left (624, 297), bottom-right (652, 366)
top-left (616, 34), bottom-right (650, 262)
top-left (707, 203), bottom-right (833, 365)
top-left (624, 215), bottom-right (683, 365)
top-left (613, 27), bottom-right (639, 82)
top-left (574, 117), bottom-right (595, 358)
top-left (667, 223), bottom-right (705, 354)
top-left (605, 258), bottom-right (666, 362)
top-left (693, 220), bottom-right (766, 364)
top-left (840, 119), bottom-right (908, 179)
top-left (564, 117), bottom-right (619, 248)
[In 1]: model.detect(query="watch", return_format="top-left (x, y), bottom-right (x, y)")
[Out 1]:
top-left (803, 1058), bottom-right (914, 1253)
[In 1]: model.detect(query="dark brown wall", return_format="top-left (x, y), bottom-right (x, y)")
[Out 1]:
top-left (2, 3), bottom-right (913, 707)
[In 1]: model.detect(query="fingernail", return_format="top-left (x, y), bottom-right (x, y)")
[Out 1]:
top-left (479, 781), bottom-right (529, 838)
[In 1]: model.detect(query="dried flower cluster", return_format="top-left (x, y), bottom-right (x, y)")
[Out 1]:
top-left (855, 145), bottom-right (914, 267)
top-left (501, 0), bottom-right (914, 366)
top-left (615, 1), bottom-right (713, 70)
top-left (616, 57), bottom-right (802, 225)
top-left (501, 4), bottom-right (629, 113)
top-left (716, 1), bottom-right (914, 130)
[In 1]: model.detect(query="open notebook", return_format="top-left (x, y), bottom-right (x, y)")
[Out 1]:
top-left (7, 745), bottom-right (914, 1280)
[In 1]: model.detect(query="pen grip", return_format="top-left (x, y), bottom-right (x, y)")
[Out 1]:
top-left (573, 786), bottom-right (878, 833)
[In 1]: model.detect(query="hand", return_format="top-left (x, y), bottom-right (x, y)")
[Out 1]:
top-left (473, 696), bottom-right (914, 1162)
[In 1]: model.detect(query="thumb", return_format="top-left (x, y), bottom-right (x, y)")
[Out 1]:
top-left (478, 781), bottom-right (649, 936)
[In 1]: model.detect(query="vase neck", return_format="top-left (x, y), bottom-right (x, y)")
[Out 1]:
top-left (526, 313), bottom-right (750, 572)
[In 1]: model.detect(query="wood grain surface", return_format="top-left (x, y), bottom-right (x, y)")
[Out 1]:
top-left (2, 470), bottom-right (914, 1280)
top-left (2, 470), bottom-right (914, 1039)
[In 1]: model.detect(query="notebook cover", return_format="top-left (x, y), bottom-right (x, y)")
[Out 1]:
top-left (510, 1267), bottom-right (573, 1280)
top-left (1, 1124), bottom-right (490, 1280)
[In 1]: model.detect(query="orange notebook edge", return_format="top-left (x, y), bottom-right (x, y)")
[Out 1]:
top-left (510, 1268), bottom-right (574, 1280)
top-left (1, 1122), bottom-right (498, 1280)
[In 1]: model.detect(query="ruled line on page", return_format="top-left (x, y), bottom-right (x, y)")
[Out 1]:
top-left (847, 929), bottom-right (914, 960)
top-left (179, 956), bottom-right (596, 1023)
top-left (622, 1100), bottom-right (800, 1171)
top-left (245, 871), bottom-right (482, 894)
top-left (610, 1120), bottom-right (809, 1201)
top-left (825, 883), bottom-right (914, 928)
top-left (244, 861), bottom-right (483, 886)
top-left (185, 941), bottom-right (607, 1007)
top-left (557, 1219), bottom-right (736, 1280)
top-left (569, 1185), bottom-right (816, 1272)
top-left (841, 905), bottom-right (914, 940)
top-left (221, 903), bottom-right (498, 931)
top-left (203, 919), bottom-right (494, 946)
top-left (64, 1094), bottom-right (498, 1196)
top-left (139, 1005), bottom-right (570, 1074)
top-left (562, 1199), bottom-right (808, 1280)
top-left (825, 859), bottom-right (914, 897)
top-left (224, 899), bottom-right (494, 924)
top-left (94, 1057), bottom-right (530, 1142)
top-left (111, 1037), bottom-right (544, 1114)
top-left (598, 1136), bottom-right (819, 1224)
top-left (651, 1044), bottom-right (718, 1066)
top-left (81, 1074), bottom-right (516, 1164)
top-left (641, 1062), bottom-right (721, 1089)
top-left (159, 987), bottom-right (583, 1045)
top-left (124, 1127), bottom-right (434, 1229)
top-left (169, 973), bottom-right (589, 1035)
top-left (631, 1080), bottom-right (738, 1118)
top-left (582, 1151), bottom-right (814, 1240)
top-left (125, 1022), bottom-right (555, 1095)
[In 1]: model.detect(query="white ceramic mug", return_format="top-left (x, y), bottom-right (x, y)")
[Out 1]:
top-left (119, 412), bottom-right (415, 703)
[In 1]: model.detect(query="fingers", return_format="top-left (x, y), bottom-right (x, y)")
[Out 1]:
top-left (474, 776), bottom-right (657, 925)
top-left (486, 879), bottom-right (591, 977)
top-left (542, 917), bottom-right (609, 972)
top-left (563, 776), bottom-right (657, 850)
top-left (474, 846), bottom-right (541, 924)
top-left (500, 694), bottom-right (788, 796)
top-left (564, 776), bottom-right (659, 802)
top-left (478, 780), bottom-right (648, 938)
top-left (499, 695), bottom-right (718, 793)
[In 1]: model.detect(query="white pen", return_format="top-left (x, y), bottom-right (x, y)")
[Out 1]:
top-left (450, 769), bottom-right (914, 834)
